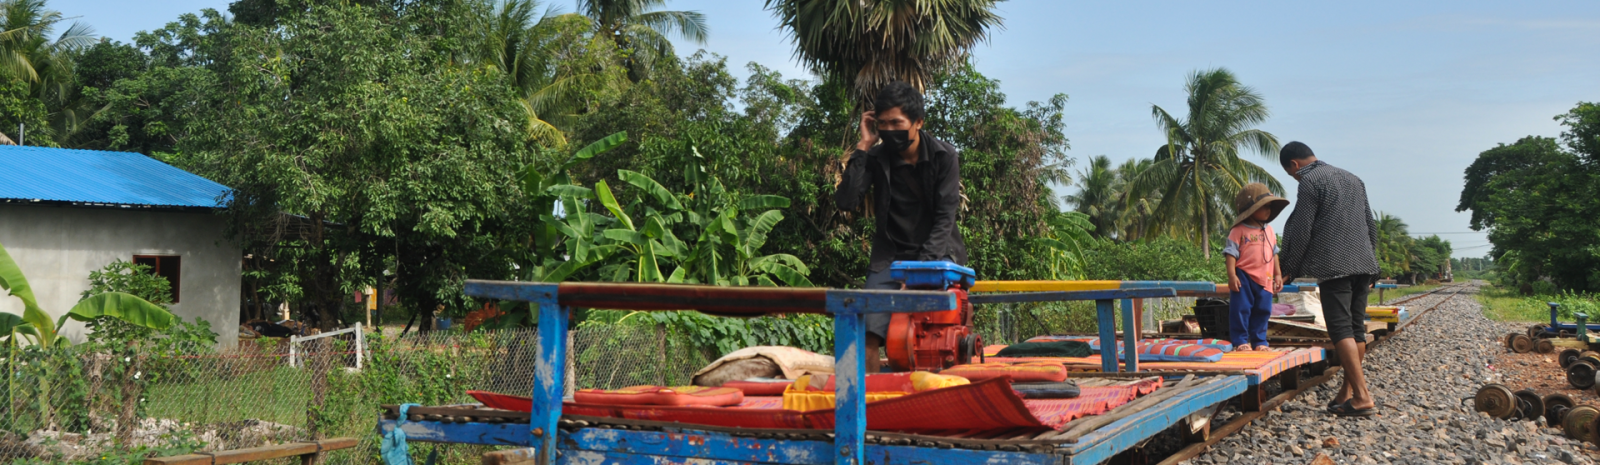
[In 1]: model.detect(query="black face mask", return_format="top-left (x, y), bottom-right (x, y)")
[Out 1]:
top-left (879, 129), bottom-right (914, 153)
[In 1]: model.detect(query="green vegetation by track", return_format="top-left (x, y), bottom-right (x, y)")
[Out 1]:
top-left (1476, 284), bottom-right (1600, 322)
top-left (1370, 283), bottom-right (1440, 305)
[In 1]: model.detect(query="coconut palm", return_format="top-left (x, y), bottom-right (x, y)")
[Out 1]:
top-left (1374, 211), bottom-right (1413, 277)
top-left (1114, 157), bottom-right (1159, 240)
top-left (472, 0), bottom-right (629, 146)
top-left (1065, 155), bottom-right (1120, 238)
top-left (764, 0), bottom-right (1002, 106)
top-left (0, 0), bottom-right (96, 143)
top-left (577, 0), bottom-right (706, 81)
top-left (1132, 68), bottom-right (1283, 257)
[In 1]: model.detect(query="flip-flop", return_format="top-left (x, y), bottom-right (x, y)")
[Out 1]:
top-left (1328, 400), bottom-right (1377, 417)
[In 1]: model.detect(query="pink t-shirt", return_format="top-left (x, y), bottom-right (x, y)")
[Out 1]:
top-left (1224, 224), bottom-right (1277, 289)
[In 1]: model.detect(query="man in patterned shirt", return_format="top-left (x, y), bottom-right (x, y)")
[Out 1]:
top-left (1279, 141), bottom-right (1382, 417)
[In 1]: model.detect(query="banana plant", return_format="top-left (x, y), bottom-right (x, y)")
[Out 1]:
top-left (1038, 211), bottom-right (1096, 280)
top-left (2, 240), bottom-right (175, 430)
top-left (593, 171), bottom-right (692, 282)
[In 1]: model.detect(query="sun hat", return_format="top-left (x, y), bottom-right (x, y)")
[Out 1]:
top-left (1231, 183), bottom-right (1289, 227)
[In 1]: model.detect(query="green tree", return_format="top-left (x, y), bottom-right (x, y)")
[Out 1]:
top-left (1136, 68), bottom-right (1283, 257)
top-left (179, 2), bottom-right (535, 330)
top-left (763, 0), bottom-right (1002, 105)
top-left (473, 0), bottom-right (625, 146)
top-left (1457, 131), bottom-right (1600, 293)
top-left (1373, 211), bottom-right (1412, 278)
top-left (1065, 155), bottom-right (1120, 238)
top-left (578, 0), bottom-right (706, 81)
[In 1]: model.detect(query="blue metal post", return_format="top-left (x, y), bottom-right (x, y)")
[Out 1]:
top-left (1096, 299), bottom-right (1118, 373)
top-left (1121, 298), bottom-right (1138, 372)
top-left (832, 310), bottom-right (867, 465)
top-left (1552, 302), bottom-right (1561, 328)
top-left (532, 294), bottom-right (567, 465)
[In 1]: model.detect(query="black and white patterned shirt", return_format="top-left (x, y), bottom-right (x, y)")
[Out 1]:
top-left (1280, 161), bottom-right (1381, 281)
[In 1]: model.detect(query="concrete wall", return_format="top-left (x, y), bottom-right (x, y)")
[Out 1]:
top-left (0, 204), bottom-right (241, 347)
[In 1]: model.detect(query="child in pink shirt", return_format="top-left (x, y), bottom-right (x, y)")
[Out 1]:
top-left (1224, 183), bottom-right (1289, 351)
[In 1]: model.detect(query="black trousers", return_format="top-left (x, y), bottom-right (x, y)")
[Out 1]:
top-left (1321, 274), bottom-right (1375, 342)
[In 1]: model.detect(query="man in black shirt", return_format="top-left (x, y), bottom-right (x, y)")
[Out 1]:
top-left (834, 82), bottom-right (968, 373)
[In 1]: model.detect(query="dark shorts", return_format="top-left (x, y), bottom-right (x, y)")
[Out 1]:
top-left (1321, 274), bottom-right (1375, 342)
top-left (863, 268), bottom-right (899, 339)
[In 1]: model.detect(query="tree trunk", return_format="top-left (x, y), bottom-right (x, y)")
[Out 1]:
top-left (115, 349), bottom-right (142, 445)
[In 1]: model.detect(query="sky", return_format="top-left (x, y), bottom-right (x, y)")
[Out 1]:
top-left (59, 0), bottom-right (1600, 258)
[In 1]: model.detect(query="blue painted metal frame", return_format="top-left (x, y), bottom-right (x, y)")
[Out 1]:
top-left (425, 280), bottom-right (1240, 465)
top-left (459, 280), bottom-right (958, 465)
top-left (969, 288), bottom-right (1178, 373)
top-left (1062, 376), bottom-right (1248, 464)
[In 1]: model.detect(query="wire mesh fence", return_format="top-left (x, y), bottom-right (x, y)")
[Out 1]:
top-left (0, 323), bottom-right (708, 464)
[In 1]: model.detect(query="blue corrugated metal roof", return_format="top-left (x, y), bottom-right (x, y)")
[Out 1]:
top-left (0, 145), bottom-right (230, 209)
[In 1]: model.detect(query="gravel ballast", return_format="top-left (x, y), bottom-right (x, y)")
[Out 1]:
top-left (1181, 282), bottom-right (1595, 465)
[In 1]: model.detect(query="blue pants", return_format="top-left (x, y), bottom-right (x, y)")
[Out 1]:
top-left (1229, 269), bottom-right (1272, 348)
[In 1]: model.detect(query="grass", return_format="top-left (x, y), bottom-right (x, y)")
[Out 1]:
top-left (1369, 282), bottom-right (1439, 305)
top-left (143, 366), bottom-right (313, 427)
top-left (1475, 284), bottom-right (1600, 322)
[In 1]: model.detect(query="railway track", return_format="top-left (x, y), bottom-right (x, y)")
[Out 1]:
top-left (1155, 282), bottom-right (1473, 465)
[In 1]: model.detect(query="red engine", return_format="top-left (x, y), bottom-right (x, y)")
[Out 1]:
top-left (885, 285), bottom-right (982, 372)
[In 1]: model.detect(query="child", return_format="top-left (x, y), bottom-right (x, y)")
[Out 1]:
top-left (1224, 183), bottom-right (1289, 351)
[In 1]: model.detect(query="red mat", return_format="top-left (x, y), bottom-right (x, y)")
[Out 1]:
top-left (468, 376), bottom-right (1161, 432)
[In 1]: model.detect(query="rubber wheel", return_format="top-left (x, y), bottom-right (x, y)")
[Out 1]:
top-left (1547, 393), bottom-right (1577, 423)
top-left (1566, 405), bottom-right (1600, 441)
top-left (957, 333), bottom-right (978, 366)
top-left (1538, 339), bottom-right (1557, 354)
top-left (1569, 361), bottom-right (1598, 390)
top-left (1474, 384), bottom-right (1518, 419)
top-left (1514, 390), bottom-right (1545, 421)
top-left (1562, 349), bottom-right (1583, 369)
top-left (1512, 334), bottom-right (1535, 353)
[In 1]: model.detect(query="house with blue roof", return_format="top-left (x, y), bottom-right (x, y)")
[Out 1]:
top-left (0, 145), bottom-right (241, 346)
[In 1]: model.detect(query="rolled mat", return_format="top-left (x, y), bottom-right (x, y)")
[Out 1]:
top-left (994, 340), bottom-right (1092, 358)
top-left (1012, 381), bottom-right (1081, 399)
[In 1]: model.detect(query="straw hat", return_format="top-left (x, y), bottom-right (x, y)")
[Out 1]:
top-left (1231, 183), bottom-right (1289, 227)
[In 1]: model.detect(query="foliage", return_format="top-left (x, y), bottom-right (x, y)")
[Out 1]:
top-left (1137, 68), bottom-right (1282, 256)
top-left (175, 1), bottom-right (536, 329)
top-left (578, 0), bottom-right (707, 81)
top-left (1081, 237), bottom-right (1226, 283)
top-left (763, 0), bottom-right (1002, 105)
top-left (1457, 105), bottom-right (1600, 293)
top-left (1066, 155), bottom-right (1160, 241)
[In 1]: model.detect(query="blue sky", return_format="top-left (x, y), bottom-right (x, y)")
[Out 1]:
top-left (61, 0), bottom-right (1600, 258)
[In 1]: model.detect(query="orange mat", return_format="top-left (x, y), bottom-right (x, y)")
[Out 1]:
top-left (982, 347), bottom-right (1322, 382)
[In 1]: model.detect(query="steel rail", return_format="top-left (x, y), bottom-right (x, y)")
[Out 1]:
top-left (1152, 282), bottom-right (1470, 465)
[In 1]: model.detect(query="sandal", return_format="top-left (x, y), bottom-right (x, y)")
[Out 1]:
top-left (1328, 400), bottom-right (1377, 417)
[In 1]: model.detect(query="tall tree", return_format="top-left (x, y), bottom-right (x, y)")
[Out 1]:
top-left (0, 0), bottom-right (95, 144)
top-left (472, 0), bottom-right (628, 146)
top-left (764, 0), bottom-right (1002, 106)
top-left (1373, 211), bottom-right (1412, 278)
top-left (1134, 68), bottom-right (1282, 257)
top-left (1065, 155), bottom-right (1120, 238)
top-left (577, 0), bottom-right (706, 81)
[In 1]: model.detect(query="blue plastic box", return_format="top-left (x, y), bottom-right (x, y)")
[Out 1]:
top-left (889, 261), bottom-right (977, 289)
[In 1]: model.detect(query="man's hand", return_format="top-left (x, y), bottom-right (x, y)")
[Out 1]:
top-left (1228, 272), bottom-right (1242, 293)
top-left (855, 111), bottom-right (878, 152)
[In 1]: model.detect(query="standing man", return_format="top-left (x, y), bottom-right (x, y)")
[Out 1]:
top-left (834, 81), bottom-right (968, 373)
top-left (1278, 141), bottom-right (1381, 417)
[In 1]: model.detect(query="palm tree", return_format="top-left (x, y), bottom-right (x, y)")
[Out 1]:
top-left (763, 0), bottom-right (1002, 106)
top-left (472, 0), bottom-right (630, 146)
top-left (1374, 211), bottom-right (1413, 277)
top-left (1132, 68), bottom-right (1282, 257)
top-left (577, 0), bottom-right (707, 81)
top-left (0, 0), bottom-right (95, 143)
top-left (1114, 157), bottom-right (1159, 240)
top-left (1065, 155), bottom-right (1120, 238)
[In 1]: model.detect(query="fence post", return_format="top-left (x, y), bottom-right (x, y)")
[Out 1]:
top-left (289, 335), bottom-right (300, 368)
top-left (354, 322), bottom-right (365, 370)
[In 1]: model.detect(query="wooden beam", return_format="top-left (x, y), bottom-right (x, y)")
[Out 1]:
top-left (482, 448), bottom-right (539, 465)
top-left (143, 438), bottom-right (358, 465)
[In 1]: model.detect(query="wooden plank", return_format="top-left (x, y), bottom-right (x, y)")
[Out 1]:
top-left (1063, 375), bottom-right (1248, 464)
top-left (967, 288), bottom-right (1175, 305)
top-left (143, 438), bottom-right (358, 465)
